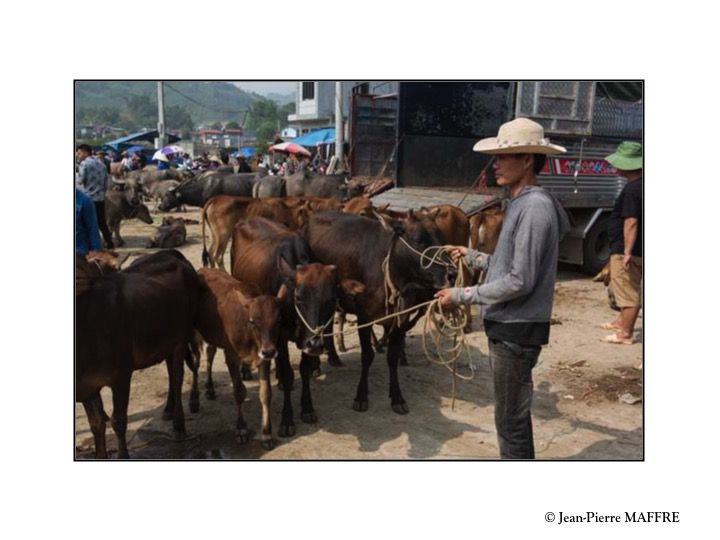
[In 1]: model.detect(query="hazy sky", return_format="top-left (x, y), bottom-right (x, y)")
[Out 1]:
top-left (233, 82), bottom-right (296, 95)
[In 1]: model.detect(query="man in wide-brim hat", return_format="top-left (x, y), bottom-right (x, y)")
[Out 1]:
top-left (601, 142), bottom-right (643, 347)
top-left (436, 117), bottom-right (570, 459)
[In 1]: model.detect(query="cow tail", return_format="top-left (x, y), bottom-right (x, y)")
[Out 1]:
top-left (201, 202), bottom-right (210, 267)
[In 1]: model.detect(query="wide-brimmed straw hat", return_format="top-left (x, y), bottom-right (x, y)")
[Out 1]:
top-left (605, 141), bottom-right (642, 170)
top-left (473, 117), bottom-right (566, 155)
top-left (209, 155), bottom-right (222, 164)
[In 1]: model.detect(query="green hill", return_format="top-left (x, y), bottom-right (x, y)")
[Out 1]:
top-left (75, 81), bottom-right (261, 129)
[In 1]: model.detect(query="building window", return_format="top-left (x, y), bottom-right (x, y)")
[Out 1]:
top-left (302, 82), bottom-right (315, 101)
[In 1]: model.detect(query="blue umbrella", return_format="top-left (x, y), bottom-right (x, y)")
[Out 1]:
top-left (126, 145), bottom-right (144, 155)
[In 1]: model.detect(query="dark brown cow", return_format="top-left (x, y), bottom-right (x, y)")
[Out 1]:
top-left (304, 211), bottom-right (451, 414)
top-left (196, 268), bottom-right (286, 449)
top-left (76, 250), bottom-right (201, 458)
top-left (231, 217), bottom-right (363, 435)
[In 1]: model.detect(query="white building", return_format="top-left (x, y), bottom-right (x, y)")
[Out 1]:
top-left (287, 81), bottom-right (398, 135)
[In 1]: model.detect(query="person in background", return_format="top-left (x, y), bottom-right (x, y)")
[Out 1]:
top-left (236, 155), bottom-right (252, 173)
top-left (435, 118), bottom-right (570, 459)
top-left (95, 151), bottom-right (111, 174)
top-left (602, 142), bottom-right (643, 346)
top-left (76, 143), bottom-right (114, 249)
top-left (75, 188), bottom-right (102, 256)
top-left (157, 153), bottom-right (171, 170)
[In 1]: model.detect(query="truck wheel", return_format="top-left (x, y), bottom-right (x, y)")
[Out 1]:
top-left (582, 215), bottom-right (610, 275)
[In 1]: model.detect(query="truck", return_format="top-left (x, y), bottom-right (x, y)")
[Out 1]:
top-left (349, 81), bottom-right (642, 274)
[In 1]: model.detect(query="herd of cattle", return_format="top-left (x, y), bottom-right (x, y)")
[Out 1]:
top-left (77, 164), bottom-right (506, 458)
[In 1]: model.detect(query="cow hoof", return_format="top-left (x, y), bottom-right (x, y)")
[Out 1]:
top-left (205, 388), bottom-right (217, 400)
top-left (301, 411), bottom-right (318, 424)
top-left (261, 437), bottom-right (275, 451)
top-left (328, 357), bottom-right (344, 367)
top-left (278, 424), bottom-right (296, 438)
top-left (391, 402), bottom-right (409, 415)
top-left (353, 400), bottom-right (369, 412)
top-left (162, 411), bottom-right (173, 421)
top-left (235, 428), bottom-right (251, 444)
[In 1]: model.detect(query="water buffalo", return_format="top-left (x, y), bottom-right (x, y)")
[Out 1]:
top-left (104, 190), bottom-right (153, 247)
top-left (285, 171), bottom-right (362, 200)
top-left (158, 172), bottom-right (255, 211)
top-left (147, 217), bottom-right (187, 248)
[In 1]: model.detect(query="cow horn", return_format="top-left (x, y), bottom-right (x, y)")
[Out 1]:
top-left (112, 178), bottom-right (126, 185)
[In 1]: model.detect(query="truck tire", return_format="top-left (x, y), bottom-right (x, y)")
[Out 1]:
top-left (582, 215), bottom-right (611, 275)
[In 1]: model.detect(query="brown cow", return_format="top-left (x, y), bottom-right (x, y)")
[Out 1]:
top-left (196, 268), bottom-right (286, 449)
top-left (231, 217), bottom-right (364, 436)
top-left (76, 250), bottom-right (201, 458)
top-left (469, 206), bottom-right (505, 254)
top-left (342, 196), bottom-right (376, 218)
top-left (201, 196), bottom-right (305, 271)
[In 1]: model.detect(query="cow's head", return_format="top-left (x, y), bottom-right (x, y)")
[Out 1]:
top-left (158, 186), bottom-right (182, 212)
top-left (128, 202), bottom-right (153, 224)
top-left (241, 284), bottom-right (287, 367)
top-left (394, 209), bottom-right (453, 290)
top-left (86, 250), bottom-right (130, 274)
top-left (279, 260), bottom-right (363, 355)
top-left (470, 207), bottom-right (505, 254)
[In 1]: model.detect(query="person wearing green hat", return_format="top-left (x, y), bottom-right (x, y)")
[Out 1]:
top-left (603, 141), bottom-right (642, 346)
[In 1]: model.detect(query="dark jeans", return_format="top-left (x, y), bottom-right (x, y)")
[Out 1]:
top-left (93, 201), bottom-right (114, 249)
top-left (488, 339), bottom-right (541, 459)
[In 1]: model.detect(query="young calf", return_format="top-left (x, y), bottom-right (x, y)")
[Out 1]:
top-left (195, 268), bottom-right (286, 449)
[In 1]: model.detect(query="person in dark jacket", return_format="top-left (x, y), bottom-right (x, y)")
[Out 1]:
top-left (436, 118), bottom-right (570, 459)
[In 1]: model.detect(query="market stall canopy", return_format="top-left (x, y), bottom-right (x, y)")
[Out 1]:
top-left (291, 128), bottom-right (336, 147)
top-left (103, 130), bottom-right (181, 152)
top-left (231, 147), bottom-right (256, 158)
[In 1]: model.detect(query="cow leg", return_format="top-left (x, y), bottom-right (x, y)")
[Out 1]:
top-left (110, 371), bottom-right (132, 459)
top-left (258, 359), bottom-right (274, 449)
top-left (372, 327), bottom-right (386, 353)
top-left (113, 222), bottom-right (124, 247)
top-left (215, 235), bottom-right (230, 273)
top-left (276, 340), bottom-right (295, 438)
top-left (324, 333), bottom-right (343, 367)
top-left (335, 312), bottom-right (347, 353)
top-left (205, 344), bottom-right (217, 400)
top-left (353, 322), bottom-right (375, 412)
top-left (82, 393), bottom-right (108, 459)
top-left (299, 353), bottom-right (318, 424)
top-left (168, 345), bottom-right (187, 437)
top-left (387, 330), bottom-right (409, 414)
top-left (241, 365), bottom-right (253, 381)
top-left (223, 351), bottom-right (250, 444)
top-left (186, 344), bottom-right (200, 413)
top-left (398, 334), bottom-right (409, 367)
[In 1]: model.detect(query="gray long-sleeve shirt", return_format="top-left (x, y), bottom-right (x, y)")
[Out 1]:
top-left (451, 185), bottom-right (569, 326)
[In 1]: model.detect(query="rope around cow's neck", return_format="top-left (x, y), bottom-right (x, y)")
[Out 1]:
top-left (294, 301), bottom-right (335, 339)
top-left (321, 250), bottom-right (475, 410)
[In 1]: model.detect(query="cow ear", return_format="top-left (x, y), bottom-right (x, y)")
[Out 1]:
top-left (427, 207), bottom-right (440, 219)
top-left (278, 257), bottom-right (295, 279)
top-left (276, 283), bottom-right (289, 303)
top-left (339, 278), bottom-right (365, 296)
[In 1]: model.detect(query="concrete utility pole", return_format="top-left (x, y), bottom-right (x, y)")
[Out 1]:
top-left (155, 81), bottom-right (167, 149)
top-left (334, 81), bottom-right (344, 168)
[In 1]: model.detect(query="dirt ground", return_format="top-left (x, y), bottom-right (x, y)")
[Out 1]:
top-left (75, 206), bottom-right (643, 460)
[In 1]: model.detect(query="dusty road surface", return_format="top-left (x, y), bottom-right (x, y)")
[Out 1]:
top-left (75, 206), bottom-right (643, 460)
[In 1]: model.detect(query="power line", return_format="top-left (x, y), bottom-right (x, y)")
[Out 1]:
top-left (164, 83), bottom-right (249, 116)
